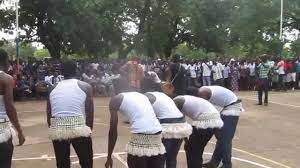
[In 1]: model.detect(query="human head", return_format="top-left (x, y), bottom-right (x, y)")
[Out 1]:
top-left (172, 54), bottom-right (181, 63)
top-left (0, 49), bottom-right (9, 72)
top-left (62, 61), bottom-right (77, 79)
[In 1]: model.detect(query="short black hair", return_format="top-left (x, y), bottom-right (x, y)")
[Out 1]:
top-left (186, 86), bottom-right (199, 96)
top-left (62, 61), bottom-right (77, 78)
top-left (172, 54), bottom-right (181, 63)
top-left (0, 49), bottom-right (8, 64)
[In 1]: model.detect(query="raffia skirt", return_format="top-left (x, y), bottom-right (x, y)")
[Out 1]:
top-left (48, 116), bottom-right (91, 141)
top-left (126, 133), bottom-right (166, 157)
top-left (192, 112), bottom-right (224, 129)
top-left (161, 122), bottom-right (192, 139)
top-left (0, 122), bottom-right (11, 143)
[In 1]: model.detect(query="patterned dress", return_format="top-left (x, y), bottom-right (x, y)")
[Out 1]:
top-left (230, 66), bottom-right (239, 91)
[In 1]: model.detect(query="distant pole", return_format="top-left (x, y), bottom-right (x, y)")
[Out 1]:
top-left (15, 0), bottom-right (19, 73)
top-left (279, 0), bottom-right (283, 41)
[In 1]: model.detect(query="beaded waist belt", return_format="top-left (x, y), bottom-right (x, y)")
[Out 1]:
top-left (49, 116), bottom-right (91, 141)
top-left (126, 133), bottom-right (166, 157)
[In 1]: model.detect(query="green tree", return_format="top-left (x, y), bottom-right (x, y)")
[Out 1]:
top-left (33, 48), bottom-right (50, 60)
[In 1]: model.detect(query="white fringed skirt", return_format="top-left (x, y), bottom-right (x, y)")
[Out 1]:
top-left (192, 112), bottom-right (224, 129)
top-left (49, 116), bottom-right (91, 141)
top-left (161, 122), bottom-right (192, 139)
top-left (0, 122), bottom-right (11, 143)
top-left (126, 133), bottom-right (166, 157)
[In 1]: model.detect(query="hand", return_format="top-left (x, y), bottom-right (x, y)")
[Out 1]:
top-left (17, 131), bottom-right (25, 146)
top-left (184, 140), bottom-right (189, 152)
top-left (105, 156), bottom-right (113, 168)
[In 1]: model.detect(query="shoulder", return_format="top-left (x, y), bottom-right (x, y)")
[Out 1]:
top-left (77, 80), bottom-right (93, 94)
top-left (109, 94), bottom-right (124, 111)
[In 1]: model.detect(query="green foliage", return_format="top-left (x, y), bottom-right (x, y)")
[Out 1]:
top-left (175, 44), bottom-right (207, 59)
top-left (0, 42), bottom-right (36, 60)
top-left (0, 0), bottom-right (299, 60)
top-left (291, 39), bottom-right (300, 56)
top-left (33, 49), bottom-right (50, 60)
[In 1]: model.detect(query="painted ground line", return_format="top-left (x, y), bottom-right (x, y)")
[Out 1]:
top-left (94, 121), bottom-right (290, 168)
top-left (241, 97), bottom-right (300, 108)
top-left (208, 141), bottom-right (291, 168)
top-left (113, 153), bottom-right (129, 168)
top-left (14, 151), bottom-right (272, 168)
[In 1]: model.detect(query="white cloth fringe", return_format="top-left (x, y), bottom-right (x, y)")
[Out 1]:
top-left (49, 116), bottom-right (91, 141)
top-left (222, 103), bottom-right (244, 116)
top-left (0, 122), bottom-right (11, 143)
top-left (126, 133), bottom-right (166, 157)
top-left (161, 122), bottom-right (192, 139)
top-left (192, 112), bottom-right (224, 129)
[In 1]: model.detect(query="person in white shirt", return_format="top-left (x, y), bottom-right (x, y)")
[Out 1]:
top-left (188, 86), bottom-right (244, 168)
top-left (189, 62), bottom-right (197, 87)
top-left (47, 61), bottom-right (94, 168)
top-left (173, 95), bottom-right (223, 168)
top-left (105, 91), bottom-right (165, 168)
top-left (276, 58), bottom-right (287, 91)
top-left (145, 92), bottom-right (192, 168)
top-left (211, 61), bottom-right (224, 86)
top-left (202, 60), bottom-right (212, 86)
top-left (248, 61), bottom-right (256, 90)
top-left (223, 63), bottom-right (231, 89)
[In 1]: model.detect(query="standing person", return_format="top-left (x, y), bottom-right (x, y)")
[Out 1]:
top-left (105, 92), bottom-right (165, 168)
top-left (173, 94), bottom-right (223, 168)
top-left (223, 62), bottom-right (231, 89)
top-left (296, 57), bottom-right (300, 89)
top-left (211, 61), bottom-right (223, 86)
top-left (0, 49), bottom-right (25, 168)
top-left (47, 61), bottom-right (94, 168)
top-left (189, 86), bottom-right (243, 168)
top-left (165, 54), bottom-right (187, 96)
top-left (229, 60), bottom-right (239, 92)
top-left (285, 59), bottom-right (297, 90)
top-left (120, 57), bottom-right (144, 92)
top-left (144, 91), bottom-right (192, 168)
top-left (276, 58), bottom-right (286, 91)
top-left (248, 61), bottom-right (256, 90)
top-left (239, 61), bottom-right (249, 91)
top-left (202, 60), bottom-right (212, 86)
top-left (189, 61), bottom-right (197, 87)
top-left (256, 56), bottom-right (272, 106)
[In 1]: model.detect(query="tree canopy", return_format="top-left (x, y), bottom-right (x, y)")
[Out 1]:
top-left (1, 0), bottom-right (299, 59)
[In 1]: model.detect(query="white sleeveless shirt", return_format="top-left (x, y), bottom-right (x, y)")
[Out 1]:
top-left (0, 95), bottom-right (7, 120)
top-left (119, 92), bottom-right (162, 134)
top-left (0, 71), bottom-right (8, 120)
top-left (202, 86), bottom-right (238, 107)
top-left (50, 79), bottom-right (86, 117)
top-left (179, 95), bottom-right (219, 120)
top-left (147, 92), bottom-right (183, 119)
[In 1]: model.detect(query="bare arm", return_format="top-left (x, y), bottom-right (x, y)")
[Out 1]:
top-left (144, 92), bottom-right (156, 104)
top-left (105, 95), bottom-right (122, 168)
top-left (78, 81), bottom-right (94, 130)
top-left (4, 76), bottom-right (25, 145)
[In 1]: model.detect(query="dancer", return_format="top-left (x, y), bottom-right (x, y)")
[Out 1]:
top-left (145, 91), bottom-right (192, 168)
top-left (188, 86), bottom-right (243, 168)
top-left (0, 49), bottom-right (25, 168)
top-left (47, 61), bottom-right (94, 168)
top-left (105, 91), bottom-right (165, 168)
top-left (173, 95), bottom-right (223, 168)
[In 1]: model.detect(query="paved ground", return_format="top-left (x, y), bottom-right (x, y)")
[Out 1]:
top-left (9, 91), bottom-right (300, 168)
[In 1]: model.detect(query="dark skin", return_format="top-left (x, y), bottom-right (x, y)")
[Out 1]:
top-left (46, 78), bottom-right (94, 129)
top-left (173, 97), bottom-right (189, 151)
top-left (198, 87), bottom-right (212, 100)
top-left (0, 63), bottom-right (25, 145)
top-left (105, 94), bottom-right (123, 168)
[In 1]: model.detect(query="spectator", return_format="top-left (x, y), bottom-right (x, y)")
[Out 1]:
top-left (257, 55), bottom-right (272, 106)
top-left (202, 59), bottom-right (212, 86)
top-left (211, 61), bottom-right (224, 86)
top-left (230, 60), bottom-right (239, 92)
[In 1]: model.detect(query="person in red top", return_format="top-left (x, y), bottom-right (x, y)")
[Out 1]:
top-left (285, 59), bottom-right (296, 90)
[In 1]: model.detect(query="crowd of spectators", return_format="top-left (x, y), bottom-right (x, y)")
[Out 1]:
top-left (8, 55), bottom-right (300, 100)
